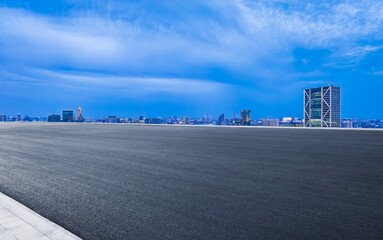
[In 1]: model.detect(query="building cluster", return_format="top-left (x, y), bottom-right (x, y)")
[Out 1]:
top-left (0, 85), bottom-right (382, 128)
top-left (257, 117), bottom-right (303, 127)
top-left (47, 107), bottom-right (84, 122)
top-left (341, 118), bottom-right (383, 128)
top-left (0, 114), bottom-right (42, 122)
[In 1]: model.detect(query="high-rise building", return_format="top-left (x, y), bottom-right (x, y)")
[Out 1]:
top-left (183, 116), bottom-right (189, 124)
top-left (240, 110), bottom-right (251, 126)
top-left (304, 85), bottom-right (340, 127)
top-left (62, 110), bottom-right (74, 122)
top-left (108, 116), bottom-right (118, 123)
top-left (75, 107), bottom-right (84, 122)
top-left (217, 114), bottom-right (225, 125)
top-left (0, 114), bottom-right (6, 122)
top-left (48, 114), bottom-right (61, 122)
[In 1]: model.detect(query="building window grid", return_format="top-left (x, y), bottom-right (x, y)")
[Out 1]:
top-left (304, 85), bottom-right (340, 128)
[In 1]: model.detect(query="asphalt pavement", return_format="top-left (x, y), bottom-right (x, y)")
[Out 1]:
top-left (0, 123), bottom-right (382, 239)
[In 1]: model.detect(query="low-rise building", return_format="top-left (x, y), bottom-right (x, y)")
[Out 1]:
top-left (48, 114), bottom-right (61, 122)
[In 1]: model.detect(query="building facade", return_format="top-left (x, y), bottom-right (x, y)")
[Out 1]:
top-left (62, 110), bottom-right (74, 122)
top-left (240, 110), bottom-right (251, 126)
top-left (262, 119), bottom-right (279, 127)
top-left (152, 118), bottom-right (162, 124)
top-left (108, 116), bottom-right (118, 123)
top-left (304, 85), bottom-right (340, 127)
top-left (0, 114), bottom-right (6, 122)
top-left (76, 107), bottom-right (84, 122)
top-left (217, 114), bottom-right (225, 125)
top-left (48, 114), bottom-right (61, 122)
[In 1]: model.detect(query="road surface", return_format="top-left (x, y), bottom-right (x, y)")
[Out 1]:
top-left (0, 123), bottom-right (382, 239)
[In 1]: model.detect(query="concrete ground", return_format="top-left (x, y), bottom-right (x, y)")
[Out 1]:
top-left (0, 192), bottom-right (80, 240)
top-left (0, 123), bottom-right (382, 240)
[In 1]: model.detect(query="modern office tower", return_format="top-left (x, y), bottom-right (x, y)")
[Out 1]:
top-left (0, 114), bottom-right (6, 122)
top-left (183, 116), bottom-right (189, 124)
top-left (240, 110), bottom-right (251, 126)
top-left (262, 119), bottom-right (279, 127)
top-left (217, 114), bottom-right (224, 125)
top-left (17, 113), bottom-right (21, 121)
top-left (304, 85), bottom-right (340, 127)
top-left (108, 116), bottom-right (118, 123)
top-left (62, 110), bottom-right (74, 122)
top-left (75, 107), bottom-right (84, 122)
top-left (48, 114), bottom-right (61, 122)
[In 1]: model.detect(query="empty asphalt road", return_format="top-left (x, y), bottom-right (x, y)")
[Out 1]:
top-left (0, 123), bottom-right (382, 239)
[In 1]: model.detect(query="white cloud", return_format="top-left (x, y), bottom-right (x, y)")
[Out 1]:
top-left (370, 71), bottom-right (383, 75)
top-left (0, 68), bottom-right (229, 96)
top-left (0, 0), bottom-right (382, 90)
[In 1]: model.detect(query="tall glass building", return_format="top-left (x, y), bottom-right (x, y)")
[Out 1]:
top-left (304, 85), bottom-right (340, 128)
top-left (240, 110), bottom-right (251, 126)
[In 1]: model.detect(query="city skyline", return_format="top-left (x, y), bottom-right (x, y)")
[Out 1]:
top-left (0, 1), bottom-right (382, 119)
top-left (1, 2), bottom-right (382, 240)
top-left (0, 84), bottom-right (375, 124)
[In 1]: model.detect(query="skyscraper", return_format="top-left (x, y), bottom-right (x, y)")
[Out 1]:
top-left (62, 110), bottom-right (74, 122)
top-left (76, 107), bottom-right (84, 122)
top-left (0, 114), bottom-right (6, 122)
top-left (218, 114), bottom-right (224, 125)
top-left (183, 116), bottom-right (189, 124)
top-left (240, 110), bottom-right (251, 126)
top-left (304, 85), bottom-right (340, 127)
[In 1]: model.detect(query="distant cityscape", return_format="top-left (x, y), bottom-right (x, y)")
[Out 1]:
top-left (1, 85), bottom-right (382, 128)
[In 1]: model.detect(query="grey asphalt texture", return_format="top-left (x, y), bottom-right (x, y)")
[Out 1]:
top-left (0, 123), bottom-right (382, 240)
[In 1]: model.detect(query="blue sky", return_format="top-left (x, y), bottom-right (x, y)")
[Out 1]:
top-left (0, 0), bottom-right (382, 119)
